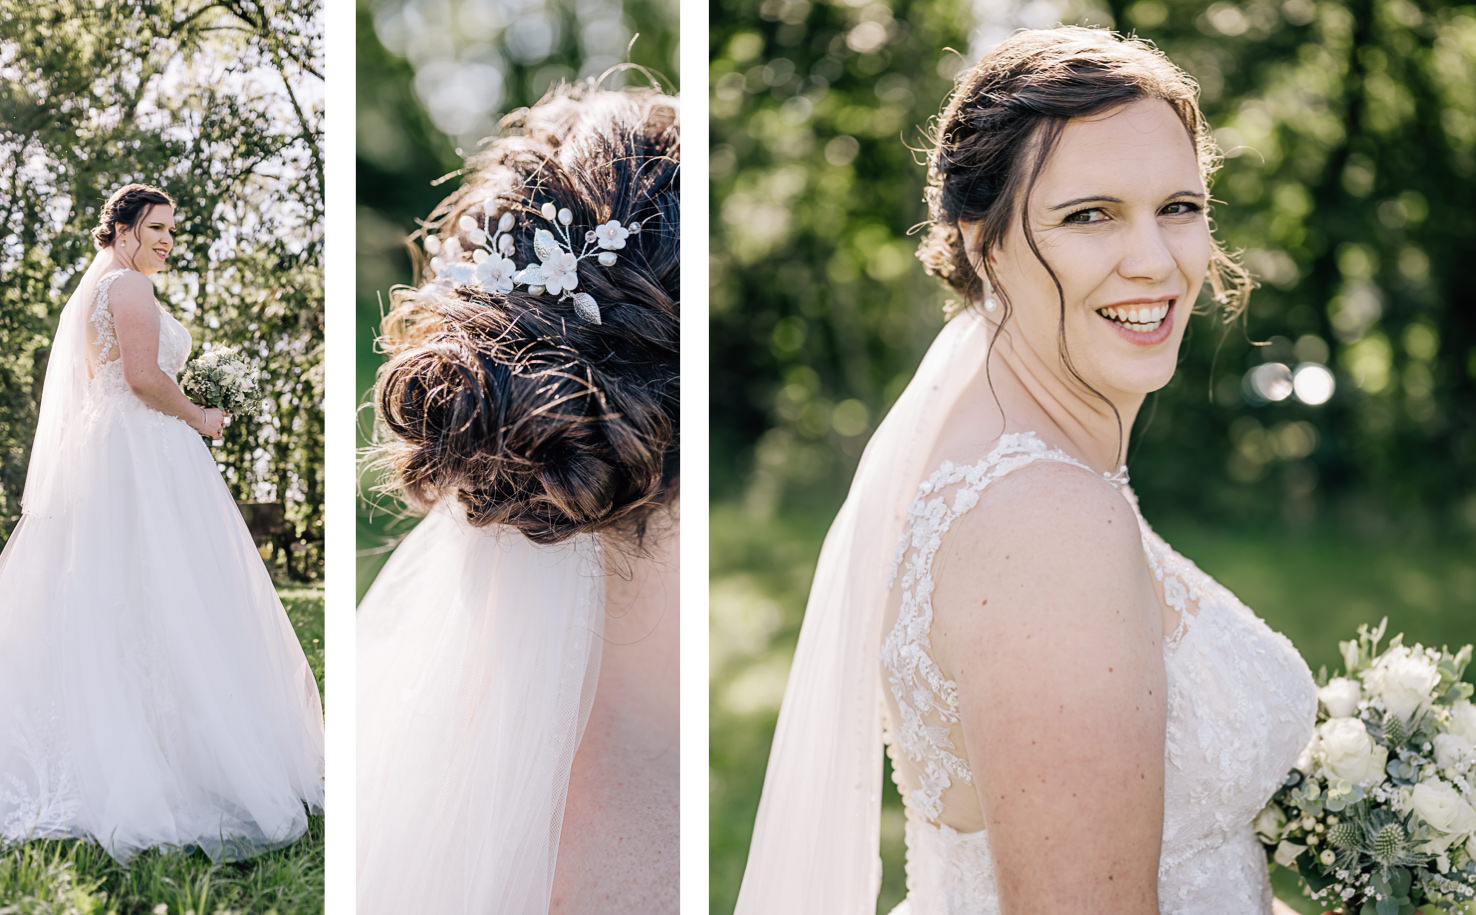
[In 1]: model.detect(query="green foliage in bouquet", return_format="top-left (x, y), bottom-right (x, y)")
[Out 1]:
top-left (1258, 620), bottom-right (1476, 914)
top-left (179, 347), bottom-right (263, 418)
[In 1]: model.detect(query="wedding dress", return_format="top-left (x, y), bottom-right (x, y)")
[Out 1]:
top-left (736, 309), bottom-right (1318, 914)
top-left (0, 260), bottom-right (325, 863)
top-left (881, 432), bottom-right (1316, 913)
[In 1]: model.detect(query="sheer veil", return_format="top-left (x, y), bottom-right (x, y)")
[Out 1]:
top-left (21, 253), bottom-right (110, 520)
top-left (356, 505), bottom-right (606, 914)
top-left (736, 309), bottom-right (993, 912)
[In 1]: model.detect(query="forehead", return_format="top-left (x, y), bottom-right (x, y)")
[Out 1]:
top-left (136, 203), bottom-right (177, 225)
top-left (1032, 98), bottom-right (1203, 203)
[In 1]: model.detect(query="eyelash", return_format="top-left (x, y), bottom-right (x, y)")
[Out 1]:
top-left (1063, 201), bottom-right (1204, 224)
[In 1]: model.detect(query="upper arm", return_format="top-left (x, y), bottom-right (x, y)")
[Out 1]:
top-left (109, 273), bottom-right (161, 381)
top-left (931, 462), bottom-right (1166, 913)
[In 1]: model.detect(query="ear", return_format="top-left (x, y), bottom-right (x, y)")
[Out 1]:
top-left (959, 221), bottom-right (989, 278)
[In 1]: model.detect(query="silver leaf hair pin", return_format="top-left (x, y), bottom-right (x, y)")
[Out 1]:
top-left (422, 198), bottom-right (643, 326)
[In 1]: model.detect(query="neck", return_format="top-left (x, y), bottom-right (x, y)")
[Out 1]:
top-left (984, 321), bottom-right (1144, 473)
top-left (588, 500), bottom-right (680, 742)
top-left (98, 247), bottom-right (137, 275)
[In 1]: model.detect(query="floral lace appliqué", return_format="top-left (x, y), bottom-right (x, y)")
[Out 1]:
top-left (84, 271), bottom-right (194, 426)
top-left (879, 431), bottom-right (1318, 915)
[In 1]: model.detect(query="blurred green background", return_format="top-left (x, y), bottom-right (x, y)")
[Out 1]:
top-left (0, 0), bottom-right (325, 577)
top-left (355, 0), bottom-right (679, 599)
top-left (709, 0), bottom-right (1476, 912)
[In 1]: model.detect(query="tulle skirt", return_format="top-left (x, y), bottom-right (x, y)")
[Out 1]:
top-left (0, 391), bottom-right (324, 863)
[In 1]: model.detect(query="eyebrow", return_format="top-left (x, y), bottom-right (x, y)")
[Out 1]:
top-left (1049, 190), bottom-right (1206, 210)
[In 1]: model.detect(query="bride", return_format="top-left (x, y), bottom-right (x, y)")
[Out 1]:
top-left (357, 82), bottom-right (679, 914)
top-left (737, 28), bottom-right (1316, 914)
top-left (0, 184), bottom-right (325, 862)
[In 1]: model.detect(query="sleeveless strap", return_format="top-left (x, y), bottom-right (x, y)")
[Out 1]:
top-left (88, 270), bottom-right (131, 368)
top-left (881, 431), bottom-right (1130, 821)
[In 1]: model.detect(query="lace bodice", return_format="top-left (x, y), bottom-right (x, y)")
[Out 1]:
top-left (880, 432), bottom-right (1316, 914)
top-left (87, 269), bottom-right (193, 402)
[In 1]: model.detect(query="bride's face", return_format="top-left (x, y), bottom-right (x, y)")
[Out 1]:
top-left (117, 204), bottom-right (177, 276)
top-left (982, 98), bottom-right (1212, 403)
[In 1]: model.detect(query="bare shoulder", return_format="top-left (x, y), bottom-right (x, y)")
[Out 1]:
top-left (930, 456), bottom-right (1162, 697)
top-left (107, 271), bottom-right (156, 315)
top-left (928, 457), bottom-right (1168, 909)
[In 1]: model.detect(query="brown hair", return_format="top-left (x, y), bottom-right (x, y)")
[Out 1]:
top-left (93, 183), bottom-right (174, 248)
top-left (374, 81), bottom-right (679, 546)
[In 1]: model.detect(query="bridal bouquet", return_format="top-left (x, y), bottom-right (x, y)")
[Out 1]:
top-left (179, 346), bottom-right (262, 417)
top-left (1257, 620), bottom-right (1476, 914)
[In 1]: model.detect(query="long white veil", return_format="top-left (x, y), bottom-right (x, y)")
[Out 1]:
top-left (735, 309), bottom-right (993, 912)
top-left (21, 253), bottom-right (110, 520)
top-left (356, 505), bottom-right (605, 914)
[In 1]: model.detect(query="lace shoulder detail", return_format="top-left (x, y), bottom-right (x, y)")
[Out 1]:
top-left (880, 432), bottom-right (1128, 821)
top-left (88, 270), bottom-right (131, 369)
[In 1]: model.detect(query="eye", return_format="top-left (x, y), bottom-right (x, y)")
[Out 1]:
top-left (1161, 200), bottom-right (1203, 216)
top-left (1063, 207), bottom-right (1109, 225)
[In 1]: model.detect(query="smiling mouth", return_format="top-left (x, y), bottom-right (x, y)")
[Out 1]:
top-left (1096, 300), bottom-right (1173, 333)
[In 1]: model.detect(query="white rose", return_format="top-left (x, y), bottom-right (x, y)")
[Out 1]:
top-left (1317, 717), bottom-right (1389, 787)
top-left (1408, 778), bottom-right (1476, 852)
top-left (1318, 677), bottom-right (1362, 718)
top-left (1253, 805), bottom-right (1287, 845)
top-left (1361, 645), bottom-right (1441, 723)
top-left (1450, 700), bottom-right (1476, 745)
top-left (1467, 832), bottom-right (1476, 862)
top-left (1434, 732), bottom-right (1475, 770)
top-left (1274, 840), bottom-right (1304, 869)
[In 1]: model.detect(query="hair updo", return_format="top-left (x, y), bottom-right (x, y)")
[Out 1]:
top-left (93, 183), bottom-right (174, 248)
top-left (374, 81), bottom-right (679, 546)
top-left (917, 26), bottom-right (1251, 320)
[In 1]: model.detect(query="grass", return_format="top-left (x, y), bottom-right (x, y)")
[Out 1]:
top-left (0, 579), bottom-right (325, 915)
top-left (710, 498), bottom-right (1476, 914)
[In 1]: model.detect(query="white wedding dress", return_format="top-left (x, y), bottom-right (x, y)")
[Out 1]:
top-left (736, 309), bottom-right (1318, 914)
top-left (880, 432), bottom-right (1317, 913)
top-left (0, 266), bottom-right (325, 863)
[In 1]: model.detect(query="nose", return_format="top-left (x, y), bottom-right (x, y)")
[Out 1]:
top-left (1116, 221), bottom-right (1175, 283)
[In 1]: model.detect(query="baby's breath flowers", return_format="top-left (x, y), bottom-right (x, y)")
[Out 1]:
top-left (1258, 620), bottom-right (1476, 914)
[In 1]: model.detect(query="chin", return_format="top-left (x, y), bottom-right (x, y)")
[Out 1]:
top-left (1100, 354), bottom-right (1182, 401)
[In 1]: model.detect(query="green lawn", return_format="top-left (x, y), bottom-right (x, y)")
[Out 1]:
top-left (710, 499), bottom-right (1476, 914)
top-left (0, 579), bottom-right (325, 915)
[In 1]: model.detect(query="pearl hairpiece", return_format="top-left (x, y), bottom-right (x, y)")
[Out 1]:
top-left (421, 199), bottom-right (643, 325)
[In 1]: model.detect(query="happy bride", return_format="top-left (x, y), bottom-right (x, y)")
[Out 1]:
top-left (737, 28), bottom-right (1317, 914)
top-left (0, 183), bottom-right (325, 862)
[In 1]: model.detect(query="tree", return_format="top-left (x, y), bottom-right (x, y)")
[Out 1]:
top-left (0, 0), bottom-right (325, 575)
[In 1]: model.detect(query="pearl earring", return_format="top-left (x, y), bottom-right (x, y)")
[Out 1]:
top-left (984, 294), bottom-right (999, 313)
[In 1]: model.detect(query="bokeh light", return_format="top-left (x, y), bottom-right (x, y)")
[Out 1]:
top-left (1293, 363), bottom-right (1336, 406)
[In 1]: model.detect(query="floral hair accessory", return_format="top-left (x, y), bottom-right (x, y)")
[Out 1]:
top-left (422, 198), bottom-right (643, 326)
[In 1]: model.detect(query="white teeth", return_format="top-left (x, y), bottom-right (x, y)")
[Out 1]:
top-left (1097, 301), bottom-right (1171, 331)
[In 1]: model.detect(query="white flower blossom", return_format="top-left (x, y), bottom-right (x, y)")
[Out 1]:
top-left (1362, 644), bottom-right (1441, 723)
top-left (1406, 778), bottom-right (1476, 852)
top-left (1317, 717), bottom-right (1389, 787)
top-left (539, 248), bottom-right (579, 295)
top-left (593, 219), bottom-right (629, 250)
top-left (475, 253), bottom-right (517, 295)
top-left (1319, 678), bottom-right (1363, 718)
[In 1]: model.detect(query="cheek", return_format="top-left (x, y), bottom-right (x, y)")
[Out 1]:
top-left (1174, 225), bottom-right (1213, 283)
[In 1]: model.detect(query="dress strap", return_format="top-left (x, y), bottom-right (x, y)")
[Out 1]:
top-left (89, 270), bottom-right (132, 367)
top-left (881, 430), bottom-right (1135, 821)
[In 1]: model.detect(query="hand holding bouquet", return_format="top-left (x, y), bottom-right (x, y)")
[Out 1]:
top-left (179, 346), bottom-right (262, 418)
top-left (1257, 620), bottom-right (1476, 914)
